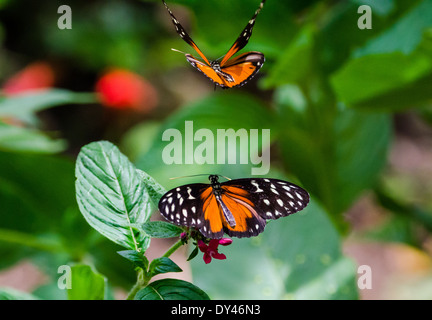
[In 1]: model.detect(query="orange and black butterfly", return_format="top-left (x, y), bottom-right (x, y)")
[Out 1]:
top-left (158, 175), bottom-right (310, 239)
top-left (162, 0), bottom-right (266, 88)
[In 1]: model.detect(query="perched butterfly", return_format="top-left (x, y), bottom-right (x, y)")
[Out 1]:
top-left (162, 0), bottom-right (266, 88)
top-left (158, 175), bottom-right (310, 239)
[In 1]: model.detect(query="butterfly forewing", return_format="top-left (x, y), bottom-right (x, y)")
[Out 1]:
top-left (221, 178), bottom-right (310, 220)
top-left (220, 0), bottom-right (267, 66)
top-left (158, 183), bottom-right (208, 229)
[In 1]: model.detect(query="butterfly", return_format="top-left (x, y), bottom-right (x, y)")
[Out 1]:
top-left (162, 0), bottom-right (266, 88)
top-left (158, 175), bottom-right (310, 239)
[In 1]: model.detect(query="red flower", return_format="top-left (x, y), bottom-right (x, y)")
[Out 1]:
top-left (2, 62), bottom-right (55, 96)
top-left (197, 238), bottom-right (232, 264)
top-left (95, 68), bottom-right (158, 112)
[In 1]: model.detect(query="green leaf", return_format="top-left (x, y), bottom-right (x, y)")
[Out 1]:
top-left (75, 141), bottom-right (152, 251)
top-left (148, 257), bottom-right (182, 277)
top-left (117, 250), bottom-right (149, 270)
top-left (0, 121), bottom-right (66, 154)
top-left (274, 85), bottom-right (392, 215)
top-left (191, 200), bottom-right (358, 299)
top-left (135, 92), bottom-right (275, 188)
top-left (0, 287), bottom-right (39, 300)
top-left (353, 0), bottom-right (432, 57)
top-left (136, 169), bottom-right (167, 208)
top-left (187, 246), bottom-right (199, 262)
top-left (67, 264), bottom-right (107, 300)
top-left (141, 221), bottom-right (183, 239)
top-left (134, 279), bottom-right (210, 300)
top-left (262, 24), bottom-right (315, 88)
top-left (0, 89), bottom-right (96, 125)
top-left (331, 51), bottom-right (432, 106)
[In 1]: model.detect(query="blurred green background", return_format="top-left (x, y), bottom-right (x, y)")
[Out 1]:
top-left (1, 0), bottom-right (432, 299)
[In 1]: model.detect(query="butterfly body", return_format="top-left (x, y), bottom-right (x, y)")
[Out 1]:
top-left (158, 175), bottom-right (310, 239)
top-left (162, 0), bottom-right (266, 88)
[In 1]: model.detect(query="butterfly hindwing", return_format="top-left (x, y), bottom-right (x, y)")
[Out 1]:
top-left (221, 178), bottom-right (310, 220)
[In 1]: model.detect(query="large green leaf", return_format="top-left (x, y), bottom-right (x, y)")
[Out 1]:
top-left (0, 287), bottom-right (39, 300)
top-left (331, 0), bottom-right (432, 110)
top-left (135, 279), bottom-right (210, 300)
top-left (191, 199), bottom-right (358, 300)
top-left (0, 89), bottom-right (96, 125)
top-left (274, 85), bottom-right (392, 216)
top-left (75, 141), bottom-right (151, 252)
top-left (0, 121), bottom-right (65, 154)
top-left (67, 264), bottom-right (107, 300)
top-left (135, 92), bottom-right (275, 189)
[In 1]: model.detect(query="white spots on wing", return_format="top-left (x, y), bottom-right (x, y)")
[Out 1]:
top-left (182, 209), bottom-right (188, 217)
top-left (191, 206), bottom-right (196, 214)
top-left (275, 210), bottom-right (282, 217)
top-left (251, 180), bottom-right (263, 192)
top-left (295, 191), bottom-right (303, 200)
top-left (176, 187), bottom-right (180, 191)
top-left (175, 213), bottom-right (180, 220)
top-left (263, 199), bottom-right (270, 206)
top-left (271, 188), bottom-right (279, 195)
top-left (197, 219), bottom-right (201, 225)
top-left (264, 179), bottom-right (270, 182)
top-left (192, 218), bottom-right (196, 226)
top-left (277, 199), bottom-right (284, 207)
top-left (171, 203), bottom-right (176, 212)
top-left (179, 197), bottom-right (184, 206)
top-left (255, 224), bottom-right (260, 230)
top-left (283, 185), bottom-right (292, 191)
top-left (289, 201), bottom-right (295, 207)
top-left (165, 206), bottom-right (169, 215)
top-left (187, 187), bottom-right (196, 199)
top-left (168, 197), bottom-right (173, 204)
top-left (266, 212), bottom-right (273, 218)
top-left (287, 192), bottom-right (294, 199)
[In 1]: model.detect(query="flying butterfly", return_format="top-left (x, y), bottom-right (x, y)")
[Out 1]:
top-left (158, 175), bottom-right (310, 239)
top-left (162, 0), bottom-right (266, 88)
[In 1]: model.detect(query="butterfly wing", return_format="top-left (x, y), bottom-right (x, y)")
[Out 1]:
top-left (185, 54), bottom-right (227, 87)
top-left (219, 51), bottom-right (265, 88)
top-left (219, 0), bottom-right (266, 67)
top-left (220, 178), bottom-right (310, 236)
top-left (186, 52), bottom-right (264, 88)
top-left (159, 183), bottom-right (208, 229)
top-left (162, 0), bottom-right (211, 66)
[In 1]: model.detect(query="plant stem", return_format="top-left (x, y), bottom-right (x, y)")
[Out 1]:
top-left (162, 239), bottom-right (184, 258)
top-left (125, 239), bottom-right (185, 300)
top-left (126, 268), bottom-right (146, 300)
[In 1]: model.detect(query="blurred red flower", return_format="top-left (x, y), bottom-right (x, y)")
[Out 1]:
top-left (2, 62), bottom-right (55, 96)
top-left (95, 69), bottom-right (158, 112)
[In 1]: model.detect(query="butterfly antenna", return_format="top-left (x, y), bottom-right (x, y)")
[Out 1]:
top-left (171, 48), bottom-right (188, 55)
top-left (169, 173), bottom-right (211, 180)
top-left (217, 174), bottom-right (232, 181)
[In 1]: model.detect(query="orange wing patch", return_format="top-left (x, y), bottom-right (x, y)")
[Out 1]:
top-left (201, 187), bottom-right (224, 234)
